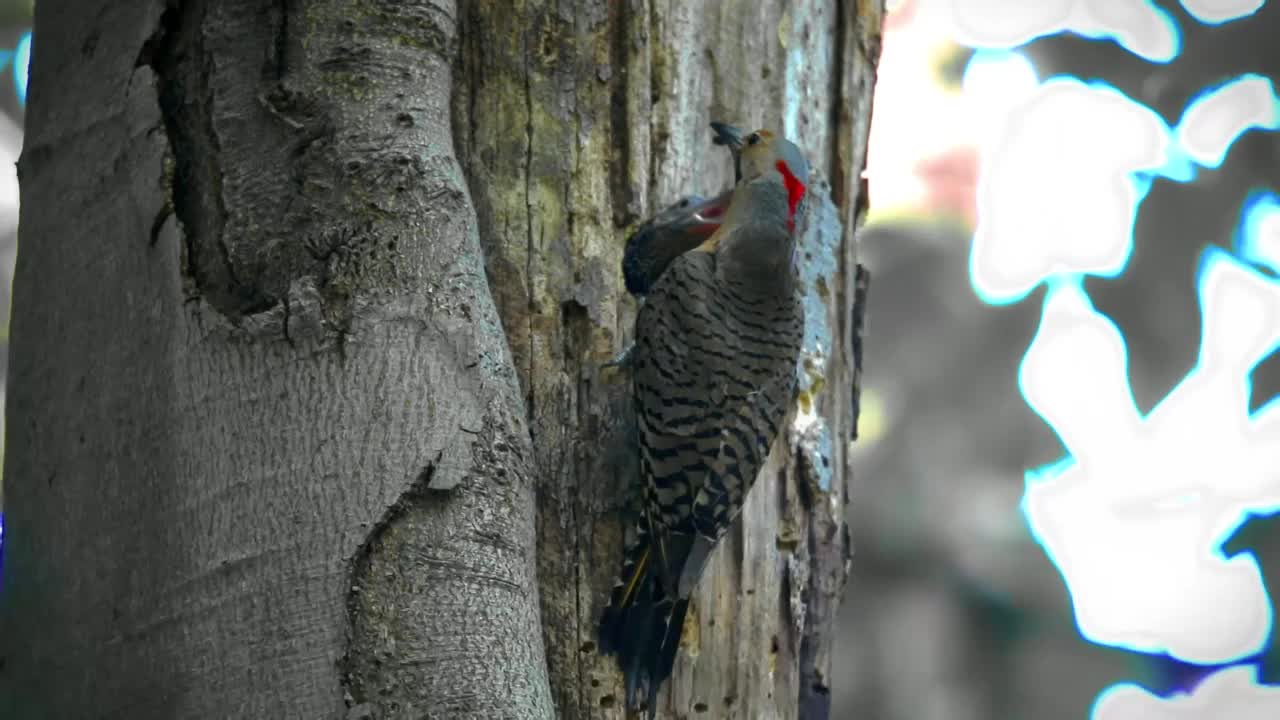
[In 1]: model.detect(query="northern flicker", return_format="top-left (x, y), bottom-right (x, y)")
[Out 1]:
top-left (621, 121), bottom-right (746, 297)
top-left (599, 125), bottom-right (809, 716)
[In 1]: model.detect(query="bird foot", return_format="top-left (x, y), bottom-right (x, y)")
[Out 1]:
top-left (599, 344), bottom-right (634, 383)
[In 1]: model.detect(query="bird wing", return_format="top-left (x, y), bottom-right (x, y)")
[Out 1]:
top-left (633, 244), bottom-right (802, 539)
top-left (687, 264), bottom-right (802, 539)
top-left (633, 250), bottom-right (723, 534)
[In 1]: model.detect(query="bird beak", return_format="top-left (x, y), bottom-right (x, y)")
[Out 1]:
top-left (688, 189), bottom-right (732, 226)
top-left (657, 192), bottom-right (731, 234)
top-left (710, 121), bottom-right (745, 150)
top-left (710, 122), bottom-right (745, 183)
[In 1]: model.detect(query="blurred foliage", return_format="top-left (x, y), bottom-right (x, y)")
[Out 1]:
top-left (0, 0), bottom-right (29, 26)
top-left (933, 43), bottom-right (973, 90)
top-left (0, 0), bottom-right (20, 506)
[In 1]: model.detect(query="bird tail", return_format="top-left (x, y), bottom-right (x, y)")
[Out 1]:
top-left (598, 527), bottom-right (693, 718)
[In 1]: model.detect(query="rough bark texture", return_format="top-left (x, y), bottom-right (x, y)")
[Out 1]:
top-left (0, 1), bottom-right (552, 718)
top-left (452, 2), bottom-right (883, 718)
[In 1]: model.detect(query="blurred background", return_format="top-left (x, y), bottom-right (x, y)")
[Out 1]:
top-left (834, 0), bottom-right (1280, 718)
top-left (0, 0), bottom-right (28, 527)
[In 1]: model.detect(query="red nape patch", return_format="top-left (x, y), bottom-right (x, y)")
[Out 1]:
top-left (775, 159), bottom-right (806, 230)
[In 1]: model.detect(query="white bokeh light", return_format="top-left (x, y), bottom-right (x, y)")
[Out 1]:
top-left (1237, 191), bottom-right (1280, 275)
top-left (960, 49), bottom-right (1040, 149)
top-left (950, 0), bottom-right (1280, 713)
top-left (924, 0), bottom-right (1180, 61)
top-left (1176, 74), bottom-right (1279, 168)
top-left (1180, 0), bottom-right (1268, 25)
top-left (970, 79), bottom-right (1177, 304)
top-left (1092, 666), bottom-right (1280, 719)
top-left (1020, 253), bottom-right (1280, 664)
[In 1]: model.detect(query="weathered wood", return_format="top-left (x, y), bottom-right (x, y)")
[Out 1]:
top-left (453, 2), bottom-right (884, 717)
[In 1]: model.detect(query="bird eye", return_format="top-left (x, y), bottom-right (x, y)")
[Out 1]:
top-left (747, 133), bottom-right (761, 146)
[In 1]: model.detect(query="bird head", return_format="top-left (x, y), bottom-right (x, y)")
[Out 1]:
top-left (739, 129), bottom-right (808, 183)
top-left (732, 128), bottom-right (809, 231)
top-left (622, 192), bottom-right (736, 295)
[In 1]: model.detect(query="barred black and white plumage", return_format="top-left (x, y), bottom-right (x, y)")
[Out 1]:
top-left (599, 126), bottom-right (808, 717)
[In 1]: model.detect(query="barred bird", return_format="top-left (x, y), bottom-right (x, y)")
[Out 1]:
top-left (621, 121), bottom-right (745, 298)
top-left (599, 126), bottom-right (809, 715)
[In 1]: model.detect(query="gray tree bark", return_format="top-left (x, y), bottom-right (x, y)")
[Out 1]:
top-left (0, 1), bottom-right (882, 719)
top-left (0, 2), bottom-right (551, 718)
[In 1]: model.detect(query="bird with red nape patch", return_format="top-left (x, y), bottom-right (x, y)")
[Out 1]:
top-left (600, 122), bottom-right (810, 717)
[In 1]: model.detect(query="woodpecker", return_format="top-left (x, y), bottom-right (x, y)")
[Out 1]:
top-left (600, 126), bottom-right (809, 716)
top-left (623, 193), bottom-right (724, 296)
top-left (621, 122), bottom-right (746, 297)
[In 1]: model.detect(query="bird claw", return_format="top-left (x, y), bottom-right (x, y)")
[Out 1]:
top-left (602, 344), bottom-right (634, 370)
top-left (598, 344), bottom-right (635, 385)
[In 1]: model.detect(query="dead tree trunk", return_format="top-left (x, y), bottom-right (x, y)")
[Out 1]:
top-left (453, 2), bottom-right (883, 718)
top-left (0, 2), bottom-right (882, 719)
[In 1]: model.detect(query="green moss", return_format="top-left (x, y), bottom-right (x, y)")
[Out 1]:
top-left (317, 70), bottom-right (374, 102)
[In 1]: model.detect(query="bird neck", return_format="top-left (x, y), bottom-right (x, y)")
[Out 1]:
top-left (715, 176), bottom-right (798, 293)
top-left (728, 172), bottom-right (792, 228)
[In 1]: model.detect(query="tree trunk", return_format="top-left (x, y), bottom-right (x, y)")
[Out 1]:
top-left (453, 2), bottom-right (882, 718)
top-left (0, 2), bottom-right (551, 717)
top-left (0, 2), bottom-right (881, 719)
